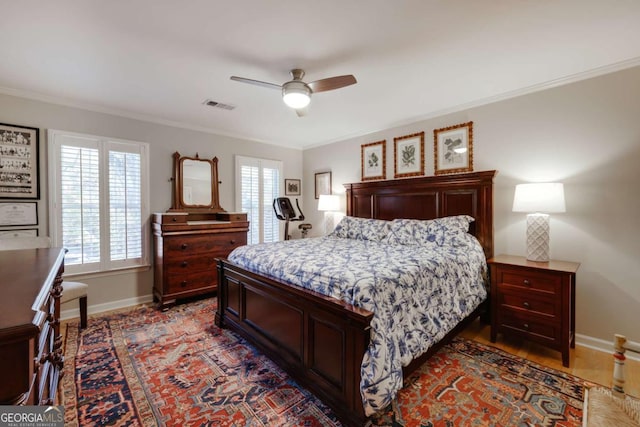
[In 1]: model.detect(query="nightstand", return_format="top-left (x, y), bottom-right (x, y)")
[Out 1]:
top-left (489, 255), bottom-right (580, 367)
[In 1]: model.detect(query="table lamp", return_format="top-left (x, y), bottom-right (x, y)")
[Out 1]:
top-left (318, 194), bottom-right (340, 235)
top-left (512, 183), bottom-right (565, 262)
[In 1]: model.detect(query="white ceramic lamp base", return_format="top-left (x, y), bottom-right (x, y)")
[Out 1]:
top-left (526, 213), bottom-right (550, 262)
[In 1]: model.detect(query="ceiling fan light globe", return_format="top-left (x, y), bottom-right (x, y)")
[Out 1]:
top-left (282, 81), bottom-right (311, 109)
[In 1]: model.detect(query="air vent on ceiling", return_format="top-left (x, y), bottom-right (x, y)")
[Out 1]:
top-left (203, 99), bottom-right (236, 110)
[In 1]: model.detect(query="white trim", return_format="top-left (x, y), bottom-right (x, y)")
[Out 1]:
top-left (60, 293), bottom-right (154, 321)
top-left (576, 333), bottom-right (640, 362)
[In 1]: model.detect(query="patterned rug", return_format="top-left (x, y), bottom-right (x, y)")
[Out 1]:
top-left (62, 298), bottom-right (589, 426)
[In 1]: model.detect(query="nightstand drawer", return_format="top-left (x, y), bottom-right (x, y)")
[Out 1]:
top-left (499, 309), bottom-right (560, 343)
top-left (498, 290), bottom-right (558, 318)
top-left (499, 270), bottom-right (561, 295)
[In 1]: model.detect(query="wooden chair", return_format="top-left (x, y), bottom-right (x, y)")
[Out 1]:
top-left (583, 334), bottom-right (640, 426)
top-left (0, 236), bottom-right (88, 328)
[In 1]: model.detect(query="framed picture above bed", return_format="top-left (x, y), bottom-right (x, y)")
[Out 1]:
top-left (361, 140), bottom-right (386, 181)
top-left (393, 131), bottom-right (425, 178)
top-left (434, 121), bottom-right (473, 175)
top-left (284, 178), bottom-right (301, 196)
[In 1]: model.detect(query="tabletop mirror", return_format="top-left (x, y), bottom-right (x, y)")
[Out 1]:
top-left (170, 151), bottom-right (223, 212)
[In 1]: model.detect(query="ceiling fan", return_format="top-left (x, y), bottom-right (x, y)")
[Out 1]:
top-left (230, 69), bottom-right (357, 116)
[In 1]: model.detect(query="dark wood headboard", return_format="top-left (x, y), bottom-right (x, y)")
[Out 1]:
top-left (344, 170), bottom-right (497, 259)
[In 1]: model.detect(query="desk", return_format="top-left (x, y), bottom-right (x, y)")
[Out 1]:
top-left (0, 247), bottom-right (65, 405)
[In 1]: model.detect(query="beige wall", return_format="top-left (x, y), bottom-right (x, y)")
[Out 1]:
top-left (303, 66), bottom-right (640, 346)
top-left (0, 93), bottom-right (303, 312)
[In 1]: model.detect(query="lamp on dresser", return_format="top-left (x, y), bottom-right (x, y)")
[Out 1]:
top-left (512, 182), bottom-right (566, 262)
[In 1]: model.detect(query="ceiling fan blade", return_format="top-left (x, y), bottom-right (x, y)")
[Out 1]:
top-left (230, 76), bottom-right (281, 90)
top-left (295, 106), bottom-right (309, 117)
top-left (308, 75), bottom-right (357, 93)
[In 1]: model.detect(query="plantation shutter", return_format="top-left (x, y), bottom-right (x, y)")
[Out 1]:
top-left (49, 130), bottom-right (149, 274)
top-left (60, 139), bottom-right (101, 266)
top-left (235, 156), bottom-right (282, 244)
top-left (108, 144), bottom-right (143, 261)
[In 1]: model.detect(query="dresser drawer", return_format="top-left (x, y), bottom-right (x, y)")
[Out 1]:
top-left (165, 232), bottom-right (246, 254)
top-left (498, 269), bottom-right (561, 295)
top-left (497, 288), bottom-right (558, 318)
top-left (156, 213), bottom-right (188, 224)
top-left (167, 270), bottom-right (216, 293)
top-left (166, 253), bottom-right (216, 272)
top-left (498, 309), bottom-right (560, 343)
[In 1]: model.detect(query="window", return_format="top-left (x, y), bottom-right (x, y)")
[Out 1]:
top-left (48, 130), bottom-right (150, 274)
top-left (235, 156), bottom-right (282, 244)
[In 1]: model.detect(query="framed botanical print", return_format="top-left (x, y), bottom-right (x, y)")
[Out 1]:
top-left (361, 140), bottom-right (386, 181)
top-left (434, 121), bottom-right (473, 175)
top-left (394, 131), bottom-right (425, 178)
top-left (314, 171), bottom-right (331, 199)
top-left (0, 122), bottom-right (40, 199)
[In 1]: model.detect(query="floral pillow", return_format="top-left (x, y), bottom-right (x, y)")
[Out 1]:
top-left (330, 216), bottom-right (391, 241)
top-left (383, 215), bottom-right (475, 246)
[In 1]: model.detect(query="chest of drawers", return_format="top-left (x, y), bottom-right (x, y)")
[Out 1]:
top-left (0, 248), bottom-right (65, 405)
top-left (489, 255), bottom-right (579, 367)
top-left (153, 212), bottom-right (249, 309)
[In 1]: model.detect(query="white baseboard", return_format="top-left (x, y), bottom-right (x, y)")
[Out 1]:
top-left (60, 294), bottom-right (154, 322)
top-left (576, 333), bottom-right (640, 362)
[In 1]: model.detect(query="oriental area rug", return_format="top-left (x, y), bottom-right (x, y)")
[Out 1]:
top-left (62, 298), bottom-right (588, 426)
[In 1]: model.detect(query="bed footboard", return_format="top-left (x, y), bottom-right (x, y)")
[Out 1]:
top-left (215, 259), bottom-right (373, 426)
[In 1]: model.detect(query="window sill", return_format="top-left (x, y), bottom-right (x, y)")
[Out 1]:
top-left (63, 264), bottom-right (151, 281)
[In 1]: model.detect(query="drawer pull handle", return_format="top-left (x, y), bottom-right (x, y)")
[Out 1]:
top-left (523, 301), bottom-right (530, 309)
top-left (181, 243), bottom-right (188, 250)
top-left (181, 280), bottom-right (188, 287)
top-left (523, 323), bottom-right (529, 330)
top-left (181, 261), bottom-right (188, 267)
top-left (172, 217), bottom-right (177, 222)
top-left (523, 279), bottom-right (530, 286)
top-left (230, 239), bottom-right (236, 244)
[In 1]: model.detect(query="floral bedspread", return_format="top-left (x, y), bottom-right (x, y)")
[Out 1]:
top-left (227, 233), bottom-right (487, 416)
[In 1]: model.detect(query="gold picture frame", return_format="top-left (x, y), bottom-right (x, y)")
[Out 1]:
top-left (434, 121), bottom-right (473, 175)
top-left (394, 131), bottom-right (425, 178)
top-left (361, 140), bottom-right (386, 181)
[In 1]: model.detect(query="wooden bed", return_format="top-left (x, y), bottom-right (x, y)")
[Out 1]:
top-left (215, 170), bottom-right (496, 426)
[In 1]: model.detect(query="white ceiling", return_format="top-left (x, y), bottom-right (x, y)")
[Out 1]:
top-left (1, 1), bottom-right (640, 150)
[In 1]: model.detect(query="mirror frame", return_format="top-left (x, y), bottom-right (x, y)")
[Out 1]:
top-left (170, 151), bottom-right (223, 213)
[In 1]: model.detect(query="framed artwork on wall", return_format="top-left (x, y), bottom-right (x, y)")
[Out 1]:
top-left (314, 171), bottom-right (331, 199)
top-left (0, 122), bottom-right (39, 199)
top-left (0, 228), bottom-right (38, 238)
top-left (434, 121), bottom-right (473, 175)
top-left (284, 178), bottom-right (301, 196)
top-left (0, 202), bottom-right (38, 226)
top-left (361, 140), bottom-right (386, 181)
top-left (394, 131), bottom-right (425, 178)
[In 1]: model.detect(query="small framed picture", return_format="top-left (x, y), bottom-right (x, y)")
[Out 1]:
top-left (0, 202), bottom-right (38, 226)
top-left (394, 131), bottom-right (425, 178)
top-left (434, 121), bottom-right (473, 175)
top-left (0, 228), bottom-right (38, 238)
top-left (284, 178), bottom-right (301, 196)
top-left (361, 140), bottom-right (386, 181)
top-left (0, 122), bottom-right (40, 199)
top-left (314, 171), bottom-right (331, 199)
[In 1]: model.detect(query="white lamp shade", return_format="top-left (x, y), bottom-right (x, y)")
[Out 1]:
top-left (512, 183), bottom-right (566, 213)
top-left (318, 194), bottom-right (340, 211)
